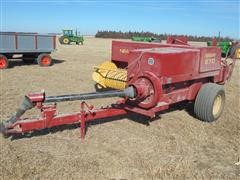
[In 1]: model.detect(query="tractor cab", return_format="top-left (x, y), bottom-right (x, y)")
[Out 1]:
top-left (63, 29), bottom-right (74, 36)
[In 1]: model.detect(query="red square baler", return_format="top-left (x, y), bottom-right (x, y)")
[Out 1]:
top-left (0, 40), bottom-right (237, 139)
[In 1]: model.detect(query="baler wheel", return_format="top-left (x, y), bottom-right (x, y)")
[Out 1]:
top-left (194, 83), bottom-right (225, 122)
top-left (0, 54), bottom-right (9, 69)
top-left (37, 54), bottom-right (52, 67)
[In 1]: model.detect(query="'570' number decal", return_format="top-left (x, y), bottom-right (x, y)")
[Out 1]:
top-left (204, 53), bottom-right (216, 64)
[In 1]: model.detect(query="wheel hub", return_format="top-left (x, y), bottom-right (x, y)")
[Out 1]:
top-left (212, 94), bottom-right (222, 117)
top-left (41, 56), bottom-right (50, 66)
top-left (63, 38), bottom-right (69, 44)
top-left (0, 57), bottom-right (7, 69)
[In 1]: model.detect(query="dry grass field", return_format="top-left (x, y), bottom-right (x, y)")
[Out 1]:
top-left (0, 37), bottom-right (239, 179)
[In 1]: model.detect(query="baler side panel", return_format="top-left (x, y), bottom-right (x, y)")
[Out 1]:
top-left (111, 41), bottom-right (191, 64)
top-left (157, 52), bottom-right (199, 77)
top-left (132, 49), bottom-right (201, 84)
top-left (199, 47), bottom-right (221, 73)
top-left (112, 41), bottom-right (163, 63)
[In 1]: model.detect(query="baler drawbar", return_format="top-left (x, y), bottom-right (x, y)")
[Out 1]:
top-left (0, 40), bottom-right (237, 139)
top-left (0, 87), bottom-right (135, 138)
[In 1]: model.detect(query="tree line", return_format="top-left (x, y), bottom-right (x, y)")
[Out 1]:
top-left (95, 30), bottom-right (233, 42)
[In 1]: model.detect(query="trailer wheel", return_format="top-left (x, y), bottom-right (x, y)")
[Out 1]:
top-left (0, 55), bottom-right (8, 69)
top-left (37, 54), bottom-right (52, 67)
top-left (194, 83), bottom-right (225, 122)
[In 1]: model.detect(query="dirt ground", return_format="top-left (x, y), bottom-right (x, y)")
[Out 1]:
top-left (0, 37), bottom-right (239, 179)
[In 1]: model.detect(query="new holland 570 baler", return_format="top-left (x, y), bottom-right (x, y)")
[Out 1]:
top-left (0, 40), bottom-right (237, 139)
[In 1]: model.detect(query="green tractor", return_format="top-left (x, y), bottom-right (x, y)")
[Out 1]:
top-left (132, 36), bottom-right (161, 43)
top-left (207, 41), bottom-right (231, 57)
top-left (59, 29), bottom-right (84, 45)
top-left (207, 40), bottom-right (240, 59)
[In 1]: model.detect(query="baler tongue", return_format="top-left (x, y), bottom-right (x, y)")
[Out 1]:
top-left (0, 96), bottom-right (34, 134)
top-left (0, 87), bottom-right (136, 135)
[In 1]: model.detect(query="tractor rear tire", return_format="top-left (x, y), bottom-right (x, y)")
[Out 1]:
top-left (194, 83), bottom-right (225, 122)
top-left (37, 54), bottom-right (52, 67)
top-left (0, 54), bottom-right (9, 69)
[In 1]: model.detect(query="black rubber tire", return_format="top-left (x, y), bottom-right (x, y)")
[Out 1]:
top-left (194, 83), bottom-right (225, 122)
top-left (0, 54), bottom-right (9, 69)
top-left (94, 83), bottom-right (105, 92)
top-left (59, 37), bottom-right (64, 44)
top-left (37, 53), bottom-right (52, 67)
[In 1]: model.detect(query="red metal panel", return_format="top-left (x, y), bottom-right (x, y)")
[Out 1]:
top-left (8, 107), bottom-right (127, 134)
top-left (166, 36), bottom-right (189, 45)
top-left (199, 47), bottom-right (221, 73)
top-left (158, 83), bottom-right (203, 105)
top-left (111, 41), bottom-right (190, 63)
top-left (128, 47), bottom-right (201, 84)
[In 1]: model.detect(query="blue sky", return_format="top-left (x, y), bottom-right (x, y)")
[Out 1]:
top-left (0, 0), bottom-right (239, 38)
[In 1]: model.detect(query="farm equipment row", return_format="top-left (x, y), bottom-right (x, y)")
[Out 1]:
top-left (132, 36), bottom-right (161, 43)
top-left (0, 30), bottom-right (84, 69)
top-left (0, 40), bottom-right (237, 139)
